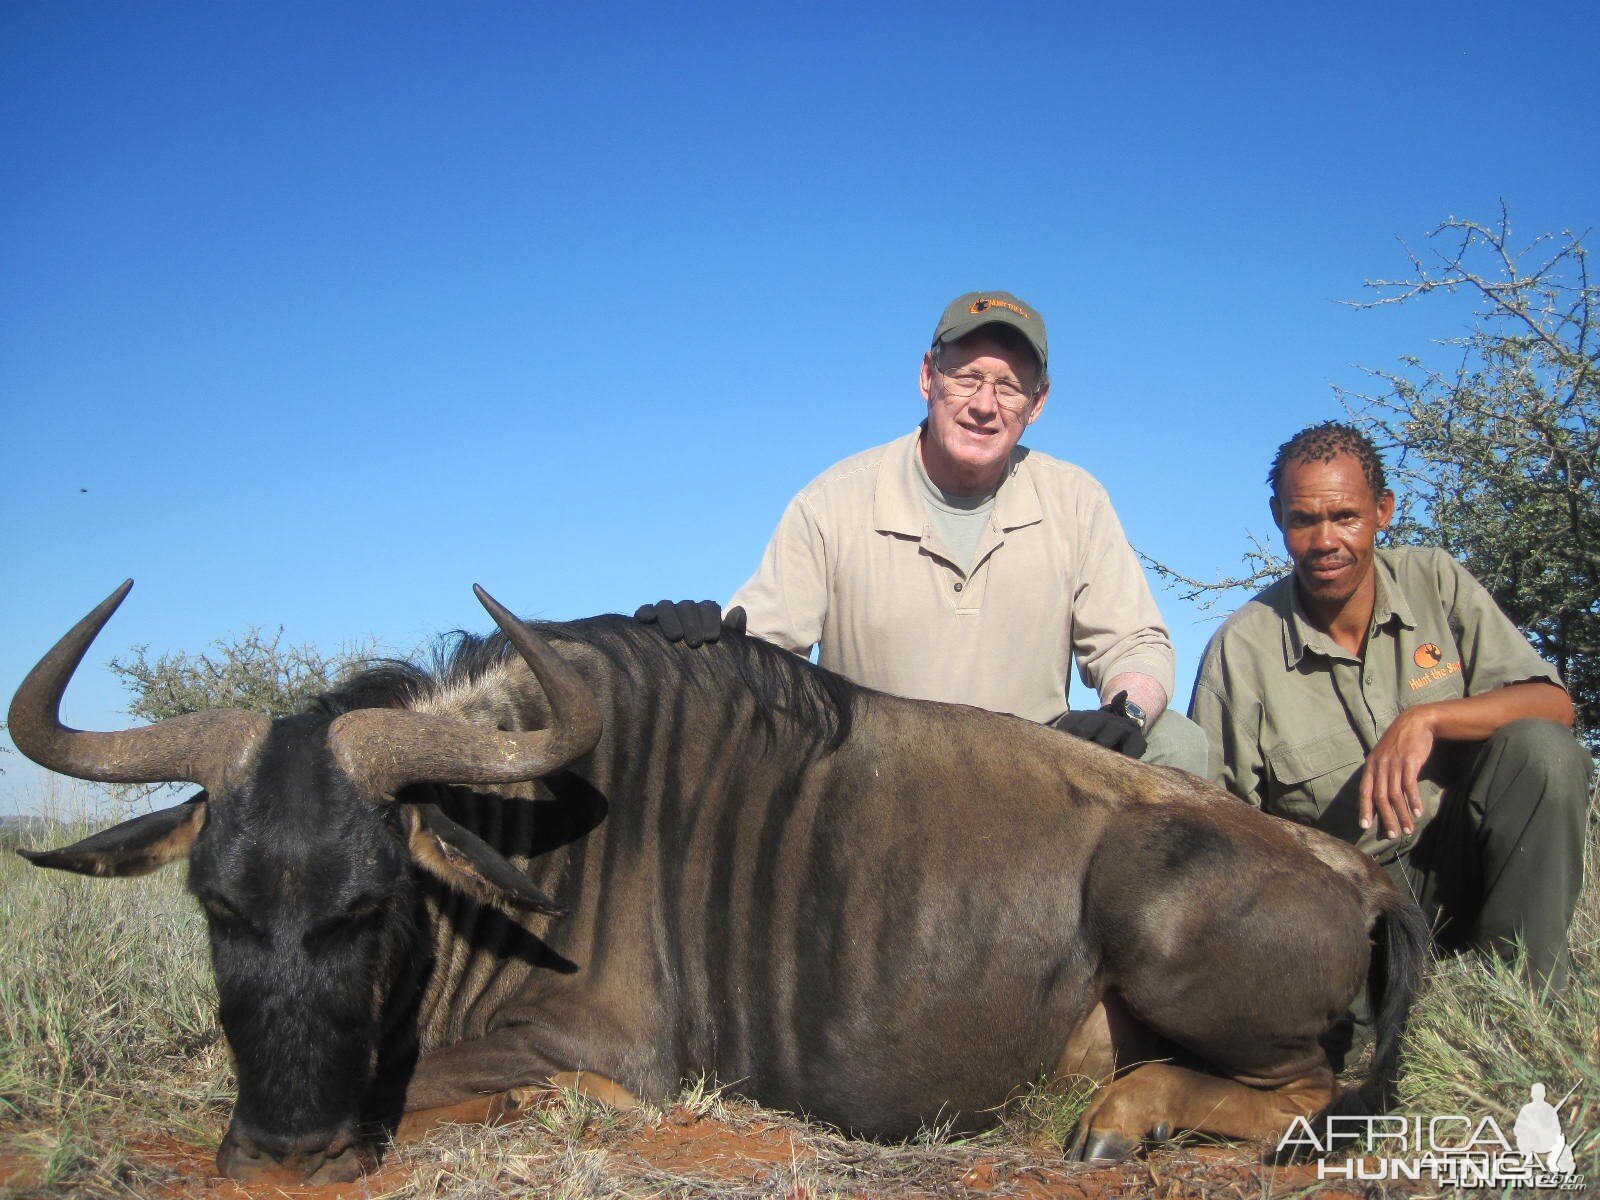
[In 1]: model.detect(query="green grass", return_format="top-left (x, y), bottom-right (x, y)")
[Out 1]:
top-left (1394, 807), bottom-right (1600, 1180)
top-left (2, 778), bottom-right (1595, 1197)
top-left (0, 783), bottom-right (231, 1196)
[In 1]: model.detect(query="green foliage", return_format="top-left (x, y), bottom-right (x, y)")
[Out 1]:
top-left (107, 626), bottom-right (374, 722)
top-left (1340, 207), bottom-right (1599, 744)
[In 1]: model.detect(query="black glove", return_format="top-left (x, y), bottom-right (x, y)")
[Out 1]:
top-left (633, 600), bottom-right (747, 648)
top-left (1048, 690), bottom-right (1147, 759)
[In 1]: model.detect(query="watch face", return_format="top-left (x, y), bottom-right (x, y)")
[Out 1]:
top-left (1123, 700), bottom-right (1148, 729)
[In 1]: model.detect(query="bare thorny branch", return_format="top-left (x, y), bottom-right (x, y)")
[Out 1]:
top-left (1350, 211), bottom-right (1597, 742)
top-left (1138, 530), bottom-right (1287, 611)
top-left (1351, 203), bottom-right (1596, 392)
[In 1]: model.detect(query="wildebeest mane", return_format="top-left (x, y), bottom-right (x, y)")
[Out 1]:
top-left (309, 615), bottom-right (856, 754)
top-left (310, 661), bottom-right (433, 715)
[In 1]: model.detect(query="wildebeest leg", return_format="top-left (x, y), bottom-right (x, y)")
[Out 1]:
top-left (401, 1027), bottom-right (645, 1117)
top-left (1070, 1062), bottom-right (1335, 1161)
top-left (395, 1092), bottom-right (521, 1141)
top-left (395, 1071), bottom-right (642, 1142)
top-left (1072, 815), bottom-right (1368, 1161)
top-left (544, 1070), bottom-right (645, 1109)
top-left (1052, 992), bottom-right (1173, 1084)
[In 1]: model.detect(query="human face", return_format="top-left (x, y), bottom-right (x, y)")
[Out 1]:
top-left (1273, 453), bottom-right (1395, 630)
top-left (918, 334), bottom-right (1048, 496)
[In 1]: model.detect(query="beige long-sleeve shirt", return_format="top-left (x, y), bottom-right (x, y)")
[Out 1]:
top-left (731, 428), bottom-right (1175, 724)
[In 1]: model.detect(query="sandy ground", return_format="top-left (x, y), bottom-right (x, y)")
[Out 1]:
top-left (0, 1098), bottom-right (1439, 1200)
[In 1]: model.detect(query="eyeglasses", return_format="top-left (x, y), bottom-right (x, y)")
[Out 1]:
top-left (936, 367), bottom-right (1036, 414)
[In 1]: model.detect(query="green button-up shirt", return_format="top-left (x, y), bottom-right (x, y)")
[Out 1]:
top-left (1189, 547), bottom-right (1563, 861)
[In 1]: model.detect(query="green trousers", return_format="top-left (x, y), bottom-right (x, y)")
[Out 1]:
top-left (1141, 709), bottom-right (1209, 776)
top-left (1385, 718), bottom-right (1593, 990)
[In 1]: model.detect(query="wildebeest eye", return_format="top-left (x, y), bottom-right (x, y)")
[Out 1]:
top-left (200, 895), bottom-right (266, 941)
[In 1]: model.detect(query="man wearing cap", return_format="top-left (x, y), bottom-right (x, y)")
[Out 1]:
top-left (644, 290), bottom-right (1207, 770)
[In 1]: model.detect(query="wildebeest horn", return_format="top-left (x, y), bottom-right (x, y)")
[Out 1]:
top-left (8, 581), bottom-right (271, 787)
top-left (328, 585), bottom-right (603, 796)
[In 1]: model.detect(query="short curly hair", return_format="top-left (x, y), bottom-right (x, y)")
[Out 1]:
top-left (1268, 422), bottom-right (1388, 504)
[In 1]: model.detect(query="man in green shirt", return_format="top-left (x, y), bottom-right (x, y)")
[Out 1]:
top-left (1190, 422), bottom-right (1591, 987)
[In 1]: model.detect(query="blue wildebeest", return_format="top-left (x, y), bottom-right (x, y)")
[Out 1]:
top-left (12, 582), bottom-right (1425, 1184)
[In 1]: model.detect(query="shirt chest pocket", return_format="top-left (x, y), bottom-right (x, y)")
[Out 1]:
top-left (1265, 731), bottom-right (1367, 829)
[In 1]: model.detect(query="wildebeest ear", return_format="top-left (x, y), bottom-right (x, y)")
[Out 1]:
top-left (17, 793), bottom-right (209, 877)
top-left (404, 803), bottom-right (567, 918)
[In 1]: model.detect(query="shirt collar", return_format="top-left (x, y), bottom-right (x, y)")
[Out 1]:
top-left (1372, 549), bottom-right (1416, 631)
top-left (875, 424), bottom-right (1042, 537)
top-left (1282, 547), bottom-right (1415, 667)
top-left (1283, 584), bottom-right (1335, 666)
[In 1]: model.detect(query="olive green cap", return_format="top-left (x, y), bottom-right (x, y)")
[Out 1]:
top-left (931, 290), bottom-right (1048, 371)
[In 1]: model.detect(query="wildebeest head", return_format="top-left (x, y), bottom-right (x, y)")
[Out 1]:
top-left (9, 582), bottom-right (601, 1185)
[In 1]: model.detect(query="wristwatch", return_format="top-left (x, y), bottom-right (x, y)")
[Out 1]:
top-left (1107, 693), bottom-right (1148, 730)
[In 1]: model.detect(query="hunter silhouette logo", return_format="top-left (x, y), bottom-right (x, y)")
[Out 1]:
top-left (1414, 643), bottom-right (1443, 669)
top-left (1515, 1082), bottom-right (1578, 1177)
top-left (1277, 1077), bottom-right (1585, 1188)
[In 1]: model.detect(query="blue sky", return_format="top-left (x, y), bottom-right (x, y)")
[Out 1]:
top-left (3, 2), bottom-right (1594, 809)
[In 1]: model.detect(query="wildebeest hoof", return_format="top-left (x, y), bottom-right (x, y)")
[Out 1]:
top-left (1076, 1128), bottom-right (1139, 1162)
top-left (499, 1085), bottom-right (559, 1117)
top-left (1149, 1120), bottom-right (1174, 1144)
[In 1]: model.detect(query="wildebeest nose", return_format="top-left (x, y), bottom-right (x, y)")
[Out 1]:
top-left (217, 1121), bottom-right (369, 1184)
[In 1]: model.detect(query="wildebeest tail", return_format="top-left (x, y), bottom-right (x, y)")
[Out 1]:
top-left (1362, 888), bottom-right (1428, 1110)
top-left (1325, 886), bottom-right (1429, 1120)
top-left (1275, 887), bottom-right (1427, 1164)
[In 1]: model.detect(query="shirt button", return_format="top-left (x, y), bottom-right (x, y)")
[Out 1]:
top-left (954, 582), bottom-right (964, 592)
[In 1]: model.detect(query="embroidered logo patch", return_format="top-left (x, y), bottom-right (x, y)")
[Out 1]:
top-left (968, 297), bottom-right (1034, 320)
top-left (1409, 659), bottom-right (1462, 692)
top-left (1413, 643), bottom-right (1442, 668)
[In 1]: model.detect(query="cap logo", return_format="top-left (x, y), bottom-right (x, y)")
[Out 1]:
top-left (1413, 643), bottom-right (1442, 668)
top-left (968, 297), bottom-right (1033, 320)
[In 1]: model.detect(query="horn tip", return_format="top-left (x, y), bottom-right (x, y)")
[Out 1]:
top-left (96, 579), bottom-right (135, 617)
top-left (473, 585), bottom-right (514, 626)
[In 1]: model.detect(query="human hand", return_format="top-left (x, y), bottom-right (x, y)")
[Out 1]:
top-left (1049, 692), bottom-right (1148, 759)
top-left (633, 601), bottom-right (747, 648)
top-left (1359, 705), bottom-right (1437, 840)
